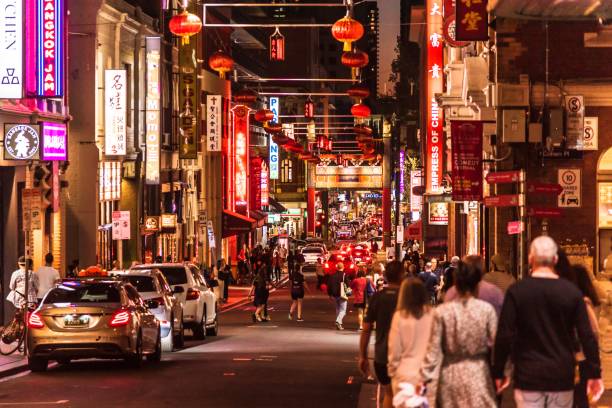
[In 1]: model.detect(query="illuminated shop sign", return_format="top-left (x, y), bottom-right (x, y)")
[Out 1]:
top-left (98, 161), bottom-right (121, 201)
top-left (41, 122), bottom-right (67, 160)
top-left (269, 97), bottom-right (279, 179)
top-left (4, 124), bottom-right (40, 160)
top-left (426, 0), bottom-right (444, 194)
top-left (37, 0), bottom-right (64, 97)
top-left (145, 37), bottom-right (161, 185)
top-left (206, 95), bottom-right (222, 151)
top-left (0, 0), bottom-right (23, 98)
top-left (233, 105), bottom-right (249, 210)
top-left (178, 31), bottom-right (198, 159)
top-left (429, 202), bottom-right (449, 225)
top-left (104, 70), bottom-right (127, 156)
top-left (261, 161), bottom-right (269, 206)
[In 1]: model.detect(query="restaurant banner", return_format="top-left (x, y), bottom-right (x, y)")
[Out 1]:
top-left (451, 121), bottom-right (483, 201)
top-left (456, 0), bottom-right (488, 41)
top-left (178, 4), bottom-right (199, 160)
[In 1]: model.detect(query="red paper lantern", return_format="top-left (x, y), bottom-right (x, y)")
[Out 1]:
top-left (316, 134), bottom-right (328, 150)
top-left (234, 88), bottom-right (258, 104)
top-left (254, 109), bottom-right (275, 123)
top-left (354, 125), bottom-right (373, 136)
top-left (347, 84), bottom-right (370, 100)
top-left (332, 14), bottom-right (364, 51)
top-left (264, 122), bottom-right (283, 134)
top-left (326, 138), bottom-right (333, 151)
top-left (169, 11), bottom-right (202, 45)
top-left (355, 134), bottom-right (373, 143)
top-left (209, 51), bottom-right (233, 79)
top-left (270, 27), bottom-right (285, 61)
top-left (341, 50), bottom-right (369, 68)
top-left (304, 98), bottom-right (315, 120)
top-left (351, 103), bottom-right (371, 118)
top-left (272, 134), bottom-right (290, 145)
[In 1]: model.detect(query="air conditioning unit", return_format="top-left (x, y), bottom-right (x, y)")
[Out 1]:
top-left (491, 83), bottom-right (530, 107)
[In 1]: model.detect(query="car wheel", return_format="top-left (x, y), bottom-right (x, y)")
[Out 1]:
top-left (174, 317), bottom-right (185, 349)
top-left (28, 356), bottom-right (48, 372)
top-left (147, 331), bottom-right (162, 363)
top-left (206, 312), bottom-right (219, 337)
top-left (127, 332), bottom-right (143, 368)
top-left (192, 306), bottom-right (206, 340)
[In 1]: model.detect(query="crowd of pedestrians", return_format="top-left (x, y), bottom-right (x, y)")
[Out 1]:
top-left (355, 235), bottom-right (605, 408)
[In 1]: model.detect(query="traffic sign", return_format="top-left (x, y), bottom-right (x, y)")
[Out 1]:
top-left (527, 182), bottom-right (563, 195)
top-left (507, 221), bottom-right (524, 235)
top-left (484, 194), bottom-right (523, 207)
top-left (558, 168), bottom-right (581, 208)
top-left (485, 171), bottom-right (522, 184)
top-left (527, 207), bottom-right (563, 218)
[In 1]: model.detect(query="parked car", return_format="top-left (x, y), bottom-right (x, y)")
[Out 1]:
top-left (323, 253), bottom-right (357, 277)
top-left (351, 245), bottom-right (372, 265)
top-left (363, 236), bottom-right (383, 253)
top-left (131, 263), bottom-right (218, 339)
top-left (336, 223), bottom-right (354, 240)
top-left (27, 279), bottom-right (161, 372)
top-left (111, 268), bottom-right (184, 351)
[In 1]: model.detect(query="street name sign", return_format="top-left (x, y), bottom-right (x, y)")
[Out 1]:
top-left (527, 182), bottom-right (563, 195)
top-left (485, 171), bottom-right (521, 184)
top-left (484, 194), bottom-right (523, 207)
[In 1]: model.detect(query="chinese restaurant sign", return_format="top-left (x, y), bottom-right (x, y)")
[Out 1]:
top-left (455, 0), bottom-right (488, 41)
top-left (104, 70), bottom-right (127, 156)
top-left (0, 0), bottom-right (23, 98)
top-left (178, 18), bottom-right (199, 159)
top-left (233, 105), bottom-right (249, 212)
top-left (451, 121), bottom-right (483, 201)
top-left (145, 37), bottom-right (161, 185)
top-left (426, 0), bottom-right (444, 194)
top-left (206, 95), bottom-right (221, 152)
top-left (41, 122), bottom-right (67, 160)
top-left (4, 124), bottom-right (40, 160)
top-left (37, 0), bottom-right (64, 97)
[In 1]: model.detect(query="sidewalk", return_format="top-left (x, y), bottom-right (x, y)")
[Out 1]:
top-left (0, 352), bottom-right (27, 378)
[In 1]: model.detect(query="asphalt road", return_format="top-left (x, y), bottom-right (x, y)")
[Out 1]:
top-left (0, 275), bottom-right (367, 408)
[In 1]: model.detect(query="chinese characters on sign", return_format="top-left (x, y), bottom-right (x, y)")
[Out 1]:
top-left (4, 124), bottom-right (40, 160)
top-left (269, 97), bottom-right (280, 179)
top-left (41, 122), bottom-right (67, 160)
top-left (451, 121), bottom-right (483, 201)
top-left (112, 211), bottom-right (131, 240)
top-left (261, 161), bottom-right (269, 206)
top-left (426, 0), bottom-right (444, 194)
top-left (178, 29), bottom-right (199, 159)
top-left (104, 70), bottom-right (127, 156)
top-left (455, 0), bottom-right (488, 41)
top-left (37, 0), bottom-right (64, 97)
top-left (145, 37), bottom-right (161, 185)
top-left (0, 0), bottom-right (23, 98)
top-left (232, 105), bottom-right (249, 212)
top-left (206, 95), bottom-right (222, 152)
top-left (270, 29), bottom-right (285, 61)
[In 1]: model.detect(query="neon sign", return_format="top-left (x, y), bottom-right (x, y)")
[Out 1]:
top-left (145, 37), bottom-right (161, 185)
top-left (232, 105), bottom-right (249, 211)
top-left (261, 161), bottom-right (269, 206)
top-left (0, 0), bottom-right (23, 98)
top-left (269, 97), bottom-right (279, 179)
top-left (37, 0), bottom-right (63, 97)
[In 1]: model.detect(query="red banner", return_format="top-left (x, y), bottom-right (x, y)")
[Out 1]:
top-left (456, 0), bottom-right (488, 41)
top-left (451, 121), bottom-right (483, 201)
top-left (250, 157), bottom-right (262, 211)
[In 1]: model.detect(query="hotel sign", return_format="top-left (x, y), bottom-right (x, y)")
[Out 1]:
top-left (0, 0), bottom-right (23, 98)
top-left (145, 37), bottom-right (161, 185)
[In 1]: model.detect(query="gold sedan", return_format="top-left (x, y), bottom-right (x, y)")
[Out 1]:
top-left (27, 279), bottom-right (161, 371)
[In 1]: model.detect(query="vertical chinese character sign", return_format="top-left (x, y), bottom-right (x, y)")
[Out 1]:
top-left (426, 0), bottom-right (444, 194)
top-left (145, 37), bottom-right (161, 185)
top-left (178, 1), bottom-right (199, 159)
top-left (451, 120), bottom-right (483, 201)
top-left (104, 70), bottom-right (127, 156)
top-left (456, 0), bottom-right (488, 41)
top-left (206, 95), bottom-right (222, 152)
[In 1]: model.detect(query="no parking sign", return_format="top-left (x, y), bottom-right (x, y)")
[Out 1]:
top-left (582, 117), bottom-right (598, 151)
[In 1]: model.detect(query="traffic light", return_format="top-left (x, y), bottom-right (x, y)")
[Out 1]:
top-left (33, 162), bottom-right (52, 208)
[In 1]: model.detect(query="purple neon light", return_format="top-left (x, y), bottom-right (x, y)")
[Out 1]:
top-left (37, 0), bottom-right (64, 97)
top-left (41, 122), bottom-right (67, 160)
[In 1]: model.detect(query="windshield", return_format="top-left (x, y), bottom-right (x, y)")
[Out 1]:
top-left (155, 267), bottom-right (188, 285)
top-left (121, 276), bottom-right (156, 292)
top-left (302, 248), bottom-right (323, 254)
top-left (44, 283), bottom-right (121, 304)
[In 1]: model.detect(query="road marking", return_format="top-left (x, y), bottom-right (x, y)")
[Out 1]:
top-left (260, 355), bottom-right (277, 358)
top-left (0, 401), bottom-right (69, 405)
top-left (232, 358), bottom-right (252, 361)
top-left (223, 372), bottom-right (236, 376)
top-left (246, 325), bottom-right (278, 328)
top-left (255, 358), bottom-right (273, 361)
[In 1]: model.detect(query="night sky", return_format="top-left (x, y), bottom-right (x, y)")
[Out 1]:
top-left (378, 0), bottom-right (400, 96)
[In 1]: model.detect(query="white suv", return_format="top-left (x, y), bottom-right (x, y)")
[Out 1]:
top-left (111, 268), bottom-right (184, 351)
top-left (132, 264), bottom-right (218, 340)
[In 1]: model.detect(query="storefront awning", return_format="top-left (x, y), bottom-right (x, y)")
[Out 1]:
top-left (250, 210), bottom-right (267, 228)
top-left (267, 197), bottom-right (287, 213)
top-left (222, 210), bottom-right (256, 238)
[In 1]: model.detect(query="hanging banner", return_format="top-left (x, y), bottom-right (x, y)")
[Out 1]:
top-left (232, 105), bottom-right (249, 213)
top-left (269, 97), bottom-right (280, 179)
top-left (104, 70), bottom-right (127, 156)
top-left (37, 0), bottom-right (64, 97)
top-left (565, 95), bottom-right (584, 150)
top-left (426, 0), bottom-right (444, 194)
top-left (0, 0), bottom-right (23, 98)
top-left (178, 28), bottom-right (198, 159)
top-left (145, 37), bottom-right (161, 185)
top-left (451, 121), bottom-right (483, 201)
top-left (250, 157), bottom-right (262, 211)
top-left (455, 0), bottom-right (488, 41)
top-left (206, 95), bottom-right (222, 152)
top-left (410, 169), bottom-right (424, 212)
top-left (261, 161), bottom-right (269, 206)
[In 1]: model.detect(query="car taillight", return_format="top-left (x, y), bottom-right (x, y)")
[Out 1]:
top-left (365, 256), bottom-right (371, 261)
top-left (109, 309), bottom-right (131, 327)
top-left (27, 312), bottom-right (44, 329)
top-left (324, 262), bottom-right (329, 268)
top-left (186, 288), bottom-right (200, 300)
top-left (350, 263), bottom-right (355, 269)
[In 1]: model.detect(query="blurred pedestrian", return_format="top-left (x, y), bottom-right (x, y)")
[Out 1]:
top-left (327, 262), bottom-right (350, 330)
top-left (288, 267), bottom-right (308, 322)
top-left (493, 236), bottom-right (604, 407)
top-left (248, 267), bottom-right (270, 323)
top-left (359, 261), bottom-right (404, 408)
top-left (35, 253), bottom-right (60, 302)
top-left (440, 255), bottom-right (459, 295)
top-left (482, 253), bottom-right (515, 294)
top-left (388, 278), bottom-right (433, 399)
top-left (7, 257), bottom-right (38, 309)
top-left (273, 249), bottom-right (282, 283)
top-left (350, 268), bottom-right (368, 330)
top-left (419, 259), bottom-right (498, 408)
top-left (418, 262), bottom-right (439, 305)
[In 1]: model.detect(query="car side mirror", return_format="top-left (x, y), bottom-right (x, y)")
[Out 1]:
top-left (173, 286), bottom-right (185, 294)
top-left (146, 299), bottom-right (160, 309)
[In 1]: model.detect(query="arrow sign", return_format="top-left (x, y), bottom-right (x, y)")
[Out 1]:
top-left (527, 207), bottom-right (563, 218)
top-left (527, 182), bottom-right (563, 195)
top-left (484, 194), bottom-right (523, 207)
top-left (485, 171), bottom-right (522, 184)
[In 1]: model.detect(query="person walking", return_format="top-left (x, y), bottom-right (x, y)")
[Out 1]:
top-left (492, 236), bottom-right (604, 408)
top-left (359, 261), bottom-right (404, 408)
top-left (327, 262), bottom-right (350, 330)
top-left (350, 268), bottom-right (368, 330)
top-left (288, 267), bottom-right (308, 322)
top-left (35, 253), bottom-right (60, 302)
top-left (482, 253), bottom-right (516, 294)
top-left (7, 257), bottom-right (39, 309)
top-left (387, 278), bottom-right (433, 404)
top-left (248, 267), bottom-right (270, 323)
top-left (417, 262), bottom-right (439, 305)
top-left (440, 255), bottom-right (459, 294)
top-left (273, 249), bottom-right (282, 283)
top-left (419, 259), bottom-right (498, 408)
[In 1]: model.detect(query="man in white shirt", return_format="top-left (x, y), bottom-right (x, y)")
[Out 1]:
top-left (35, 253), bottom-right (60, 301)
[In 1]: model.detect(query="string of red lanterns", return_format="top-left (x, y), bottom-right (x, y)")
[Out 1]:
top-left (209, 50), bottom-right (234, 79)
top-left (331, 13), bottom-right (364, 51)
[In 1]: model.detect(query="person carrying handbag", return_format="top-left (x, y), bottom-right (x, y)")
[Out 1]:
top-left (327, 262), bottom-right (350, 330)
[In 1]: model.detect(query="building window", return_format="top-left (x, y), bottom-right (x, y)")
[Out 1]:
top-left (281, 159), bottom-right (292, 183)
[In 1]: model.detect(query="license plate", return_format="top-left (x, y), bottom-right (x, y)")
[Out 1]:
top-left (64, 315), bottom-right (89, 327)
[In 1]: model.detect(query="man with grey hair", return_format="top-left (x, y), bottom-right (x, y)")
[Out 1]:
top-left (493, 236), bottom-right (603, 407)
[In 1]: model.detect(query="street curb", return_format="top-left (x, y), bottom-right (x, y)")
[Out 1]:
top-left (0, 359), bottom-right (28, 379)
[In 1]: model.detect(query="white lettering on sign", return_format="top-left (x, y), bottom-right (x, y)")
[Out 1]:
top-left (0, 0), bottom-right (23, 98)
top-left (558, 168), bottom-right (581, 208)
